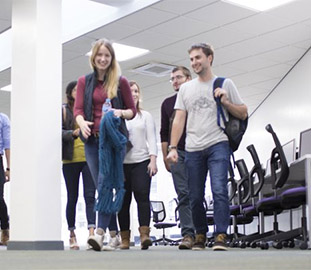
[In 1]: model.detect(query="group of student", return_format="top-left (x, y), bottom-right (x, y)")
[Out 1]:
top-left (61, 38), bottom-right (247, 252)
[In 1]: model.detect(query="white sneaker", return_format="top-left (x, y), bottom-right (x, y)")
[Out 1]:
top-left (108, 235), bottom-right (121, 249)
top-left (87, 234), bottom-right (103, 251)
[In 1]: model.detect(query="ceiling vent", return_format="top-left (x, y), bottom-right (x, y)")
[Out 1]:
top-left (131, 62), bottom-right (175, 77)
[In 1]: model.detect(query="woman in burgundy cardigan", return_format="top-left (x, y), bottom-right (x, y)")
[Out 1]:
top-left (74, 38), bottom-right (136, 251)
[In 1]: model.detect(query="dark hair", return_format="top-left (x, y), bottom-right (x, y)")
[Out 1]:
top-left (171, 66), bottom-right (192, 79)
top-left (188, 43), bottom-right (214, 65)
top-left (66, 81), bottom-right (77, 110)
top-left (129, 80), bottom-right (142, 115)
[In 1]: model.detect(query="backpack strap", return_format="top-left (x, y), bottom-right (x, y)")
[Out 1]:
top-left (213, 77), bottom-right (236, 175)
top-left (213, 77), bottom-right (226, 130)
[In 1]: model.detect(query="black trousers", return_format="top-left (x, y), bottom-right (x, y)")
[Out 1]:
top-left (0, 155), bottom-right (9, 230)
top-left (118, 159), bottom-right (151, 231)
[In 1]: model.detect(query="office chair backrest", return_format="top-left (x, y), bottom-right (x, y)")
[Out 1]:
top-left (150, 201), bottom-right (166, 223)
top-left (228, 164), bottom-right (237, 202)
top-left (235, 159), bottom-right (250, 204)
top-left (247, 144), bottom-right (265, 198)
top-left (266, 124), bottom-right (289, 190)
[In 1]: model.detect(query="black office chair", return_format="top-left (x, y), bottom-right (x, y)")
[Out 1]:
top-left (248, 124), bottom-right (290, 249)
top-left (150, 201), bottom-right (179, 246)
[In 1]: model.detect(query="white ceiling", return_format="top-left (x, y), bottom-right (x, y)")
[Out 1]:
top-left (0, 0), bottom-right (311, 131)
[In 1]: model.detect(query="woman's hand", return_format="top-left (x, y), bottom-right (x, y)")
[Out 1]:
top-left (79, 120), bottom-right (93, 139)
top-left (147, 156), bottom-right (158, 177)
top-left (72, 128), bottom-right (80, 138)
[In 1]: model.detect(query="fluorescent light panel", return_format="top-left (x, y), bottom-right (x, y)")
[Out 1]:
top-left (223, 0), bottom-right (296, 11)
top-left (86, 43), bottom-right (149, 62)
top-left (0, 84), bottom-right (12, 92)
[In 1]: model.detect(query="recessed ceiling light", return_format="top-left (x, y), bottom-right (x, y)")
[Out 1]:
top-left (223, 0), bottom-right (296, 11)
top-left (0, 84), bottom-right (12, 92)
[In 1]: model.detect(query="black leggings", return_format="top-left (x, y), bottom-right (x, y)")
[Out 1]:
top-left (118, 159), bottom-right (151, 231)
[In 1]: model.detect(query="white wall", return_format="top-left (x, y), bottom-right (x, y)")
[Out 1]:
top-left (233, 47), bottom-right (311, 233)
top-left (236, 48), bottom-right (311, 170)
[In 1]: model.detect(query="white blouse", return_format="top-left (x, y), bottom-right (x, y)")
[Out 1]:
top-left (123, 110), bottom-right (158, 164)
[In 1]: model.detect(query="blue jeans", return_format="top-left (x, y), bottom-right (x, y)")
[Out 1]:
top-left (62, 162), bottom-right (96, 230)
top-left (185, 141), bottom-right (230, 235)
top-left (170, 150), bottom-right (195, 238)
top-left (84, 136), bottom-right (113, 231)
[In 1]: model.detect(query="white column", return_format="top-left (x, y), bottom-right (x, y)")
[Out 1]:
top-left (9, 0), bottom-right (63, 250)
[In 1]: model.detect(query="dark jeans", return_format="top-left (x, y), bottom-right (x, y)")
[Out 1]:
top-left (185, 141), bottom-right (230, 235)
top-left (0, 156), bottom-right (9, 230)
top-left (170, 150), bottom-right (195, 238)
top-left (62, 162), bottom-right (96, 230)
top-left (118, 159), bottom-right (151, 231)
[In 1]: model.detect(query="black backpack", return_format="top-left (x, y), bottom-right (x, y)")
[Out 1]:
top-left (213, 77), bottom-right (248, 152)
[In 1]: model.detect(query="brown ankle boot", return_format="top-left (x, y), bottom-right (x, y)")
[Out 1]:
top-left (139, 226), bottom-right (152, 250)
top-left (1, 229), bottom-right (9, 246)
top-left (120, 230), bottom-right (130, 250)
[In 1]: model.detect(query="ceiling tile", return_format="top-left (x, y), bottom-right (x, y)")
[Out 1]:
top-left (152, 0), bottom-right (216, 15)
top-left (115, 7), bottom-right (177, 29)
top-left (148, 16), bottom-right (214, 39)
top-left (186, 1), bottom-right (256, 26)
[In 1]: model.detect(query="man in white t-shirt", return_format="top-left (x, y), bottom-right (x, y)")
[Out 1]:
top-left (167, 43), bottom-right (248, 251)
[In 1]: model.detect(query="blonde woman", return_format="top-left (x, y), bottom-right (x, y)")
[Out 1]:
top-left (74, 39), bottom-right (136, 251)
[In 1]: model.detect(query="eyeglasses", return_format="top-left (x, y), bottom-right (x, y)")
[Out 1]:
top-left (169, 75), bottom-right (186, 83)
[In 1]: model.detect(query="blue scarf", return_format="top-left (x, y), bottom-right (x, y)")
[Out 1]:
top-left (96, 111), bottom-right (127, 214)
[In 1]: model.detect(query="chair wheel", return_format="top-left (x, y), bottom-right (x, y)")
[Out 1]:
top-left (239, 242), bottom-right (246, 249)
top-left (299, 242), bottom-right (308, 250)
top-left (250, 242), bottom-right (257, 248)
top-left (260, 242), bottom-right (269, 250)
top-left (273, 241), bottom-right (283, 249)
top-left (288, 241), bottom-right (295, 248)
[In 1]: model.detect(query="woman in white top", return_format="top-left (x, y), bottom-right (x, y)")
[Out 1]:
top-left (118, 80), bottom-right (158, 250)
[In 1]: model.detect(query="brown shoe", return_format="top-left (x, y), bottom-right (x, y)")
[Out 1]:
top-left (212, 233), bottom-right (228, 251)
top-left (139, 226), bottom-right (152, 250)
top-left (179, 235), bottom-right (194, 250)
top-left (192, 234), bottom-right (206, 251)
top-left (120, 230), bottom-right (130, 250)
top-left (1, 229), bottom-right (9, 246)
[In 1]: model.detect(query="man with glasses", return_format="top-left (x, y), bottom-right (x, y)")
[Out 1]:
top-left (160, 66), bottom-right (195, 249)
top-left (167, 43), bottom-right (248, 251)
top-left (0, 112), bottom-right (10, 246)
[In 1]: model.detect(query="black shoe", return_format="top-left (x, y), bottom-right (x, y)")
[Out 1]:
top-left (212, 233), bottom-right (228, 251)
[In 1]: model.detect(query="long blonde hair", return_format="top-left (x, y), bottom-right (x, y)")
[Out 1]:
top-left (89, 38), bottom-right (121, 99)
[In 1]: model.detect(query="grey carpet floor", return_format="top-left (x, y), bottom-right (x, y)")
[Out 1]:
top-left (1, 245), bottom-right (311, 270)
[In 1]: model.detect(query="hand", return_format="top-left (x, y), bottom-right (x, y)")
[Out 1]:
top-left (147, 160), bottom-right (158, 177)
top-left (72, 128), bottom-right (80, 138)
top-left (214, 87), bottom-right (229, 105)
top-left (163, 157), bottom-right (171, 172)
top-left (113, 109), bottom-right (122, 118)
top-left (167, 149), bottom-right (178, 163)
top-left (5, 170), bottom-right (10, 182)
top-left (79, 120), bottom-right (93, 139)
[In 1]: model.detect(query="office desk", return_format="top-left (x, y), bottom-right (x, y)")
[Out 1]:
top-left (261, 154), bottom-right (311, 248)
top-left (291, 154), bottom-right (311, 249)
